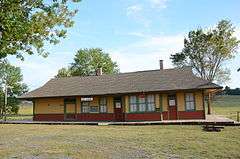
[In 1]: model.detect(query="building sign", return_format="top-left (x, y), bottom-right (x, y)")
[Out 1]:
top-left (115, 102), bottom-right (121, 108)
top-left (169, 99), bottom-right (176, 106)
top-left (81, 97), bottom-right (93, 101)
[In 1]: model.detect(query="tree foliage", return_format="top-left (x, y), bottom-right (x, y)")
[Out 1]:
top-left (0, 0), bottom-right (80, 60)
top-left (170, 20), bottom-right (239, 83)
top-left (0, 60), bottom-right (28, 115)
top-left (56, 48), bottom-right (119, 78)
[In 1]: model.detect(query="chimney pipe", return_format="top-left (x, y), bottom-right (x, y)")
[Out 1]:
top-left (159, 60), bottom-right (163, 70)
top-left (96, 68), bottom-right (103, 76)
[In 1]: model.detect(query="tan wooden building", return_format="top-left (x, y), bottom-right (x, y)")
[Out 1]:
top-left (19, 65), bottom-right (222, 121)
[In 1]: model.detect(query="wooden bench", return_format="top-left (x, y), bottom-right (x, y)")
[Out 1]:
top-left (203, 124), bottom-right (224, 132)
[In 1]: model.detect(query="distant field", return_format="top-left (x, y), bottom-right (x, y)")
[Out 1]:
top-left (212, 95), bottom-right (240, 121)
top-left (0, 124), bottom-right (240, 159)
top-left (18, 104), bottom-right (33, 114)
top-left (5, 103), bottom-right (33, 121)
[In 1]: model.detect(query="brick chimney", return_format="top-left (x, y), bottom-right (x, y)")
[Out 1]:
top-left (159, 60), bottom-right (163, 70)
top-left (96, 68), bottom-right (103, 76)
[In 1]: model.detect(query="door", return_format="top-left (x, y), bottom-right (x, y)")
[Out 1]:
top-left (114, 98), bottom-right (124, 122)
top-left (64, 99), bottom-right (77, 121)
top-left (168, 94), bottom-right (177, 120)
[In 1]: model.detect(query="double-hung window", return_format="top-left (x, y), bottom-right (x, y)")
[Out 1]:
top-left (147, 95), bottom-right (155, 111)
top-left (130, 96), bottom-right (137, 112)
top-left (100, 97), bottom-right (107, 113)
top-left (185, 93), bottom-right (195, 111)
top-left (138, 96), bottom-right (146, 112)
top-left (81, 101), bottom-right (90, 113)
top-left (129, 94), bottom-right (155, 112)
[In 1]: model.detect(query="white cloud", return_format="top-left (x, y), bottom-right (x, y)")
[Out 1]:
top-left (127, 32), bottom-right (148, 38)
top-left (126, 4), bottom-right (143, 16)
top-left (126, 0), bottom-right (168, 27)
top-left (149, 0), bottom-right (168, 9)
top-left (9, 52), bottom-right (73, 90)
top-left (126, 4), bottom-right (151, 27)
top-left (108, 33), bottom-right (184, 72)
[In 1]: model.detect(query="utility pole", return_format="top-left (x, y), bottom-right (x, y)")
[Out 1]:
top-left (4, 78), bottom-right (7, 121)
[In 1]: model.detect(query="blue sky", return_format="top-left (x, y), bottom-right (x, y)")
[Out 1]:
top-left (9, 0), bottom-right (240, 90)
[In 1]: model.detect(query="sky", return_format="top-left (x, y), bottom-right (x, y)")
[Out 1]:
top-left (8, 0), bottom-right (240, 90)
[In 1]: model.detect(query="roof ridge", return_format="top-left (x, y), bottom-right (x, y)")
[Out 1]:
top-left (53, 67), bottom-right (186, 80)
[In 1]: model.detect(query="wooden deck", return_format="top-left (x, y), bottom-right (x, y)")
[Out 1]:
top-left (0, 115), bottom-right (239, 126)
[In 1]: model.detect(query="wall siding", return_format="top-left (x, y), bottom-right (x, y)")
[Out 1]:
top-left (33, 90), bottom-right (205, 121)
top-left (35, 98), bottom-right (64, 114)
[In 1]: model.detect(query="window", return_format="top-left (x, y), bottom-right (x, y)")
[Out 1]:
top-left (138, 96), bottom-right (146, 112)
top-left (147, 95), bottom-right (155, 111)
top-left (90, 106), bottom-right (99, 113)
top-left (81, 101), bottom-right (90, 113)
top-left (130, 96), bottom-right (137, 112)
top-left (100, 97), bottom-right (107, 113)
top-left (185, 93), bottom-right (195, 111)
top-left (129, 94), bottom-right (155, 112)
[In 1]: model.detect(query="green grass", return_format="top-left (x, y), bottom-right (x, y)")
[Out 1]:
top-left (4, 104), bottom-right (33, 121)
top-left (212, 95), bottom-right (240, 121)
top-left (0, 96), bottom-right (239, 158)
top-left (0, 124), bottom-right (239, 159)
top-left (18, 105), bottom-right (33, 115)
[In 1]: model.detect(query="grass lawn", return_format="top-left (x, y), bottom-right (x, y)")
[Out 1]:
top-left (0, 124), bottom-right (240, 159)
top-left (212, 95), bottom-right (240, 121)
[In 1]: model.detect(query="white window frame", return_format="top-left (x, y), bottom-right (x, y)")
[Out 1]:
top-left (129, 94), bottom-right (155, 112)
top-left (100, 97), bottom-right (107, 113)
top-left (130, 96), bottom-right (138, 112)
top-left (146, 94), bottom-right (155, 112)
top-left (185, 93), bottom-right (195, 111)
top-left (81, 101), bottom-right (90, 113)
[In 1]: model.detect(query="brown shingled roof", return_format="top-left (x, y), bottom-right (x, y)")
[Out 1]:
top-left (19, 67), bottom-right (222, 99)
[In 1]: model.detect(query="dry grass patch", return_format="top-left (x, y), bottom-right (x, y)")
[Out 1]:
top-left (0, 124), bottom-right (239, 159)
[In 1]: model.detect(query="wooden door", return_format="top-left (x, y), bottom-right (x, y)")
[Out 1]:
top-left (114, 99), bottom-right (124, 122)
top-left (168, 94), bottom-right (177, 120)
top-left (65, 103), bottom-right (76, 120)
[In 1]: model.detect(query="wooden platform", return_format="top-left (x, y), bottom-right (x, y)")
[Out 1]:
top-left (0, 115), bottom-right (239, 126)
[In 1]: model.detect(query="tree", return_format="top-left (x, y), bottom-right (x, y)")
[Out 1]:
top-left (0, 0), bottom-right (80, 60)
top-left (55, 67), bottom-right (72, 78)
top-left (0, 60), bottom-right (28, 116)
top-left (170, 20), bottom-right (239, 83)
top-left (56, 48), bottom-right (119, 77)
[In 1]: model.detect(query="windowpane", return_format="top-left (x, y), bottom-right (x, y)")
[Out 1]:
top-left (82, 106), bottom-right (89, 113)
top-left (100, 106), bottom-right (107, 113)
top-left (147, 95), bottom-right (154, 103)
top-left (100, 97), bottom-right (107, 113)
top-left (100, 97), bottom-right (107, 105)
top-left (130, 104), bottom-right (137, 112)
top-left (147, 95), bottom-right (155, 111)
top-left (130, 96), bottom-right (137, 103)
top-left (81, 102), bottom-right (90, 113)
top-left (138, 97), bottom-right (145, 104)
top-left (185, 93), bottom-right (195, 111)
top-left (139, 103), bottom-right (146, 111)
top-left (147, 103), bottom-right (155, 111)
top-left (90, 106), bottom-right (98, 113)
